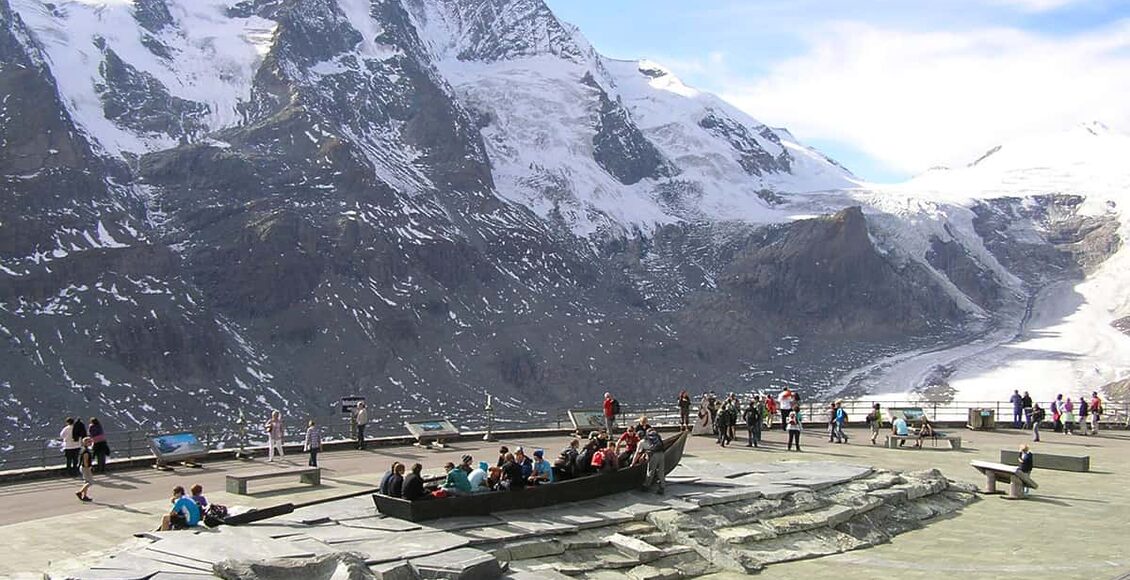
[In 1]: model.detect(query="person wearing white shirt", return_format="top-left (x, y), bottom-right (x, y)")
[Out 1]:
top-left (777, 389), bottom-right (794, 432)
top-left (60, 417), bottom-right (80, 476)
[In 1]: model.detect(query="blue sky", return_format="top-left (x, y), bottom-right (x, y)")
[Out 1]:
top-left (543, 0), bottom-right (1130, 182)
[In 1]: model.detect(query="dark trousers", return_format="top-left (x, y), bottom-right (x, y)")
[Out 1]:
top-left (356, 424), bottom-right (366, 449)
top-left (747, 426), bottom-right (760, 447)
top-left (1023, 408), bottom-right (1033, 428)
top-left (787, 430), bottom-right (801, 451)
top-left (781, 410), bottom-right (790, 431)
top-left (64, 448), bottom-right (79, 475)
top-left (308, 448), bottom-right (319, 467)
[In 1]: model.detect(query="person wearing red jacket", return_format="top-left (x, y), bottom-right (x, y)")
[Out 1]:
top-left (602, 392), bottom-right (617, 436)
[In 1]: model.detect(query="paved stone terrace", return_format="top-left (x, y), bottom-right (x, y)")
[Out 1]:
top-left (2, 426), bottom-right (1128, 579)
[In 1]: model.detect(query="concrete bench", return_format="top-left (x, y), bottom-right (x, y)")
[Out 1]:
top-left (886, 433), bottom-right (962, 450)
top-left (226, 467), bottom-right (320, 495)
top-left (971, 460), bottom-right (1038, 499)
top-left (1000, 449), bottom-right (1089, 472)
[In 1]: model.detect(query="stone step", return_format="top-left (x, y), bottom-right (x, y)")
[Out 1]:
top-left (731, 527), bottom-right (866, 567)
top-left (608, 533), bottom-right (664, 563)
top-left (409, 547), bottom-right (504, 580)
top-left (762, 504), bottom-right (856, 535)
top-left (491, 538), bottom-right (566, 562)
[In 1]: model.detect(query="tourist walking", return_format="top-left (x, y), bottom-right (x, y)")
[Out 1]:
top-left (60, 417), bottom-right (80, 476)
top-left (1009, 390), bottom-right (1024, 428)
top-left (353, 402), bottom-right (368, 450)
top-left (1031, 404), bottom-right (1045, 441)
top-left (304, 419), bottom-right (322, 467)
top-left (786, 411), bottom-right (802, 451)
top-left (265, 410), bottom-right (284, 461)
top-left (826, 403), bottom-right (839, 443)
top-left (716, 396), bottom-right (736, 447)
top-left (1018, 444), bottom-right (1034, 495)
top-left (677, 390), bottom-right (692, 431)
top-left (833, 401), bottom-right (848, 444)
top-left (75, 437), bottom-right (94, 502)
top-left (867, 403), bottom-right (883, 445)
top-left (1021, 391), bottom-right (1034, 428)
top-left (743, 398), bottom-right (762, 447)
top-left (88, 417), bottom-right (110, 473)
top-left (1051, 395), bottom-right (1063, 432)
top-left (778, 388), bottom-right (794, 431)
top-left (1088, 392), bottom-right (1103, 435)
top-left (602, 392), bottom-right (619, 436)
top-left (764, 394), bottom-right (777, 429)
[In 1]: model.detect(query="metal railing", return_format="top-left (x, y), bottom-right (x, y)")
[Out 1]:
top-left (3, 399), bottom-right (1125, 474)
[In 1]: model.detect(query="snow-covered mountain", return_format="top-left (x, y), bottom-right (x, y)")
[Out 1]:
top-left (1, 0), bottom-right (1126, 442)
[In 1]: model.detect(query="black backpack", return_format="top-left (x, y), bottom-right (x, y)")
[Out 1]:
top-left (610, 398), bottom-right (621, 415)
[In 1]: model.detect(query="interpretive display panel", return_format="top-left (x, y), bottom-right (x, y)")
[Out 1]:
top-left (148, 432), bottom-right (207, 463)
top-left (567, 409), bottom-right (607, 432)
top-left (404, 419), bottom-right (460, 440)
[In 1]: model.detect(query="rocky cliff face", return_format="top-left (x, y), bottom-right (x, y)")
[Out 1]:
top-left (1, 0), bottom-right (1126, 442)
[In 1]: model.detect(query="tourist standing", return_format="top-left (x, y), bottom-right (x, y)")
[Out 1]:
top-left (72, 417), bottom-right (88, 445)
top-left (265, 410), bottom-right (284, 461)
top-left (88, 418), bottom-right (110, 473)
top-left (353, 401), bottom-right (368, 450)
top-left (1009, 390), bottom-right (1024, 429)
top-left (764, 394), bottom-right (777, 429)
top-left (1021, 391), bottom-right (1034, 428)
top-left (1089, 392), bottom-right (1103, 435)
top-left (638, 428), bottom-right (665, 494)
top-left (677, 390), bottom-right (692, 431)
top-left (304, 419), bottom-right (322, 467)
top-left (602, 392), bottom-right (618, 436)
top-left (60, 417), bottom-right (79, 477)
top-left (743, 398), bottom-right (762, 448)
top-left (866, 403), bottom-right (883, 445)
top-left (1031, 404), bottom-right (1045, 442)
top-left (778, 388), bottom-right (794, 431)
top-left (75, 437), bottom-right (93, 502)
top-left (786, 411), bottom-right (802, 451)
top-left (1051, 396), bottom-right (1063, 432)
top-left (1062, 397), bottom-right (1076, 435)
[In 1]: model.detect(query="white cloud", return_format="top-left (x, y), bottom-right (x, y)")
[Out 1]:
top-left (715, 20), bottom-right (1130, 175)
top-left (991, 0), bottom-right (1089, 12)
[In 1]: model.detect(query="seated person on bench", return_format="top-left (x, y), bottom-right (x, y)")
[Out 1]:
top-left (914, 416), bottom-right (936, 448)
top-left (159, 486), bottom-right (201, 530)
top-left (892, 414), bottom-right (910, 446)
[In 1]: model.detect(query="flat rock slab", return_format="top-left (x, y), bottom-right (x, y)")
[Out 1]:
top-left (55, 567), bottom-right (161, 580)
top-left (340, 517), bottom-right (425, 532)
top-left (339, 530), bottom-right (471, 564)
top-left (372, 560), bottom-right (416, 580)
top-left (428, 515), bottom-right (504, 532)
top-left (505, 570), bottom-right (573, 580)
top-left (410, 547), bottom-right (503, 580)
top-left (457, 524), bottom-right (536, 545)
top-left (298, 524), bottom-right (393, 544)
top-left (608, 533), bottom-right (663, 563)
top-left (283, 495), bottom-right (381, 524)
top-left (503, 515), bottom-right (579, 535)
top-left (213, 552), bottom-right (374, 580)
top-left (144, 532), bottom-right (314, 566)
top-left (493, 538), bottom-right (565, 561)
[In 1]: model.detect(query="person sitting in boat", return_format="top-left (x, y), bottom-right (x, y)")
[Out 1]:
top-left (496, 445), bottom-right (509, 468)
top-left (403, 463), bottom-right (430, 500)
top-left (591, 441), bottom-right (620, 473)
top-left (514, 447), bottom-right (534, 480)
top-left (499, 453), bottom-right (526, 491)
top-left (379, 461), bottom-right (402, 496)
top-left (469, 461), bottom-right (490, 493)
top-left (441, 461), bottom-right (473, 496)
top-left (616, 426), bottom-right (639, 465)
top-left (459, 454), bottom-right (474, 474)
top-left (634, 415), bottom-right (652, 438)
top-left (576, 435), bottom-right (600, 477)
top-left (487, 465), bottom-right (503, 489)
top-left (529, 449), bottom-right (556, 485)
top-left (554, 439), bottom-right (580, 480)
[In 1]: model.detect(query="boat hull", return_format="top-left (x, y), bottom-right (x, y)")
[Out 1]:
top-left (373, 431), bottom-right (688, 521)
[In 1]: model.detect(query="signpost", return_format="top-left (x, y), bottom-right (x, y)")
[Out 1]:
top-left (148, 432), bottom-right (208, 470)
top-left (404, 419), bottom-right (460, 449)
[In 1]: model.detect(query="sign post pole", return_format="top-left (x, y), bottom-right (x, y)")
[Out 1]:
top-left (483, 394), bottom-right (495, 441)
top-left (235, 408), bottom-right (250, 460)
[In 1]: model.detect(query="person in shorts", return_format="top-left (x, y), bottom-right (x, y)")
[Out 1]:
top-left (75, 437), bottom-right (94, 502)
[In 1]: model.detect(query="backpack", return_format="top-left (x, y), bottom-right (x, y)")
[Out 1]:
top-left (203, 504), bottom-right (229, 527)
top-left (610, 398), bottom-right (621, 415)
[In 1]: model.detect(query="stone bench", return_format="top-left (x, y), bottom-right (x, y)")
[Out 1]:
top-left (1000, 449), bottom-right (1090, 472)
top-left (226, 467), bottom-right (320, 495)
top-left (886, 433), bottom-right (962, 450)
top-left (970, 460), bottom-right (1038, 499)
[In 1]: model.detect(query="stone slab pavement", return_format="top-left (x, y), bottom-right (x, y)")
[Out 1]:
top-left (3, 425), bottom-right (1130, 578)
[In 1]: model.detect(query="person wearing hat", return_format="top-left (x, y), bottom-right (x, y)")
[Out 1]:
top-left (529, 449), bottom-right (555, 485)
top-left (636, 428), bottom-right (665, 494)
top-left (469, 461), bottom-right (490, 493)
top-left (459, 454), bottom-right (474, 474)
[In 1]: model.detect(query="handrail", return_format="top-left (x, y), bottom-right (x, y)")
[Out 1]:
top-left (3, 399), bottom-right (1125, 473)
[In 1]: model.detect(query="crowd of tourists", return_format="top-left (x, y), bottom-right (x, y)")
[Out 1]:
top-left (1009, 389), bottom-right (1104, 442)
top-left (376, 414), bottom-right (669, 500)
